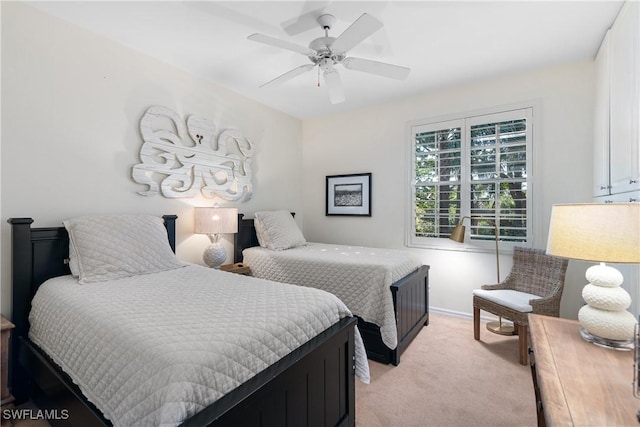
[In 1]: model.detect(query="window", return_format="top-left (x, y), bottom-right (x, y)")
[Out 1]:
top-left (408, 107), bottom-right (533, 249)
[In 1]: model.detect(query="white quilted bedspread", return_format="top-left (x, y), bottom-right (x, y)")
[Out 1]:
top-left (242, 243), bottom-right (423, 350)
top-left (28, 265), bottom-right (369, 427)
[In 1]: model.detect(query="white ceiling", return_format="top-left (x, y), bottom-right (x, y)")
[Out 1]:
top-left (29, 1), bottom-right (623, 120)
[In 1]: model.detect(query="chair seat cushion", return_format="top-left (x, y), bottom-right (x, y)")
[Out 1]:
top-left (473, 289), bottom-right (542, 313)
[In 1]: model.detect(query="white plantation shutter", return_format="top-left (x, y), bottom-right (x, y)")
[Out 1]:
top-left (412, 119), bottom-right (464, 239)
top-left (409, 108), bottom-right (532, 249)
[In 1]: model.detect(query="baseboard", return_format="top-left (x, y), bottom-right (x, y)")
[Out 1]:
top-left (429, 306), bottom-right (502, 323)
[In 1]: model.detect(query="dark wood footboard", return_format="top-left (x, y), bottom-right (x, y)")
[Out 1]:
top-left (357, 265), bottom-right (430, 365)
top-left (393, 265), bottom-right (430, 364)
top-left (17, 317), bottom-right (356, 427)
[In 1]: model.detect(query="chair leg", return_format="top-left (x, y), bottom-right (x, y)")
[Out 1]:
top-left (473, 307), bottom-right (480, 340)
top-left (517, 324), bottom-right (528, 365)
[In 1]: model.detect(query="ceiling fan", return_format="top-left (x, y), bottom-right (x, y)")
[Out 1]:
top-left (247, 13), bottom-right (410, 104)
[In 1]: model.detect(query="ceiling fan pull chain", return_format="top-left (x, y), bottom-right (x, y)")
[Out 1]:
top-left (317, 66), bottom-right (320, 87)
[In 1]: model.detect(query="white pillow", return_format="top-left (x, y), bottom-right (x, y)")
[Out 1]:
top-left (68, 240), bottom-right (80, 277)
top-left (254, 211), bottom-right (306, 251)
top-left (64, 215), bottom-right (184, 284)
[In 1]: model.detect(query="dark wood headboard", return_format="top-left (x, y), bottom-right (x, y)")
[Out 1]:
top-left (7, 214), bottom-right (177, 401)
top-left (234, 214), bottom-right (258, 263)
top-left (233, 213), bottom-right (295, 263)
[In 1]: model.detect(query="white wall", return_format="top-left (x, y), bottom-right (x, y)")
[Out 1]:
top-left (302, 62), bottom-right (596, 319)
top-left (0, 2), bottom-right (304, 317)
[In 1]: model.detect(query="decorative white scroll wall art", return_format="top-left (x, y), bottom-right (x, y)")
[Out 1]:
top-left (132, 106), bottom-right (254, 201)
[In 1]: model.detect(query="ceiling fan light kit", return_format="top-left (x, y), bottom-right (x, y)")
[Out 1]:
top-left (248, 12), bottom-right (410, 104)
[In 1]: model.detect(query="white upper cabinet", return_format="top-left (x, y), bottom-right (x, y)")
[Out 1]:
top-left (593, 1), bottom-right (640, 197)
top-left (610, 1), bottom-right (640, 193)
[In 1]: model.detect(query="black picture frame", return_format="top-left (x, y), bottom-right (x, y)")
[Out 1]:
top-left (326, 173), bottom-right (372, 216)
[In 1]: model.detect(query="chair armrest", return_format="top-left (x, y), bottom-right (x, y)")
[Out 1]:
top-left (481, 283), bottom-right (506, 290)
top-left (481, 274), bottom-right (516, 291)
top-left (529, 282), bottom-right (564, 317)
top-left (481, 279), bottom-right (516, 290)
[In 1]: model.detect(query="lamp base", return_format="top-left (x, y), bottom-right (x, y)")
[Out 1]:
top-left (579, 327), bottom-right (634, 350)
top-left (486, 320), bottom-right (516, 336)
top-left (203, 243), bottom-right (227, 269)
top-left (577, 263), bottom-right (637, 349)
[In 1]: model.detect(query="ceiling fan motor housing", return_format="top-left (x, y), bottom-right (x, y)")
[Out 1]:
top-left (308, 36), bottom-right (345, 64)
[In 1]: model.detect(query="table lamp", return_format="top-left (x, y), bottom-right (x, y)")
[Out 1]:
top-left (450, 216), bottom-right (513, 335)
top-left (195, 207), bottom-right (238, 268)
top-left (546, 203), bottom-right (640, 349)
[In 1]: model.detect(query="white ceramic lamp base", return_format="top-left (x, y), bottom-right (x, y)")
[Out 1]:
top-left (203, 243), bottom-right (227, 269)
top-left (578, 263), bottom-right (636, 350)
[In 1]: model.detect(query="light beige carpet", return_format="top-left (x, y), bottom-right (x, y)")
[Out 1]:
top-left (356, 312), bottom-right (537, 427)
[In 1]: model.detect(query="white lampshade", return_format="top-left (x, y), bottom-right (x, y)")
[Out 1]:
top-left (546, 203), bottom-right (640, 263)
top-left (194, 207), bottom-right (238, 235)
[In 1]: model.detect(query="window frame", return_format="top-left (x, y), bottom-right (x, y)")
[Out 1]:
top-left (406, 104), bottom-right (536, 253)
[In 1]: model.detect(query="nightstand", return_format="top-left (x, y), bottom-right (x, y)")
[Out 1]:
top-left (220, 263), bottom-right (252, 275)
top-left (1, 315), bottom-right (15, 409)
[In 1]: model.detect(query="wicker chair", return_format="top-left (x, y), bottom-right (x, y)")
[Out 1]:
top-left (473, 246), bottom-right (569, 365)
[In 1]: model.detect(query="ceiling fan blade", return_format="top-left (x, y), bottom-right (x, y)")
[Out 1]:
top-left (259, 64), bottom-right (316, 88)
top-left (342, 57), bottom-right (410, 80)
top-left (248, 33), bottom-right (315, 56)
top-left (331, 13), bottom-right (383, 53)
top-left (323, 69), bottom-right (346, 104)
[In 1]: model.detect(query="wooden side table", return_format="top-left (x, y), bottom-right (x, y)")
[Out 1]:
top-left (1, 316), bottom-right (15, 427)
top-left (528, 314), bottom-right (639, 426)
top-left (220, 262), bottom-right (252, 276)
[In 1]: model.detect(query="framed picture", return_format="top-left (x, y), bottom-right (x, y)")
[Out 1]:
top-left (326, 173), bottom-right (372, 216)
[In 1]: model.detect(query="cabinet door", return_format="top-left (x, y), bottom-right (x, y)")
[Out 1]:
top-left (593, 31), bottom-right (610, 197)
top-left (609, 1), bottom-right (640, 194)
top-left (596, 192), bottom-right (640, 317)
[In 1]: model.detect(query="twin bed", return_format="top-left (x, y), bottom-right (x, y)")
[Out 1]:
top-left (234, 211), bottom-right (430, 366)
top-left (8, 215), bottom-right (367, 426)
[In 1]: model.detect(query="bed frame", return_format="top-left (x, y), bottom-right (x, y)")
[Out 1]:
top-left (233, 213), bottom-right (430, 366)
top-left (8, 216), bottom-right (357, 427)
